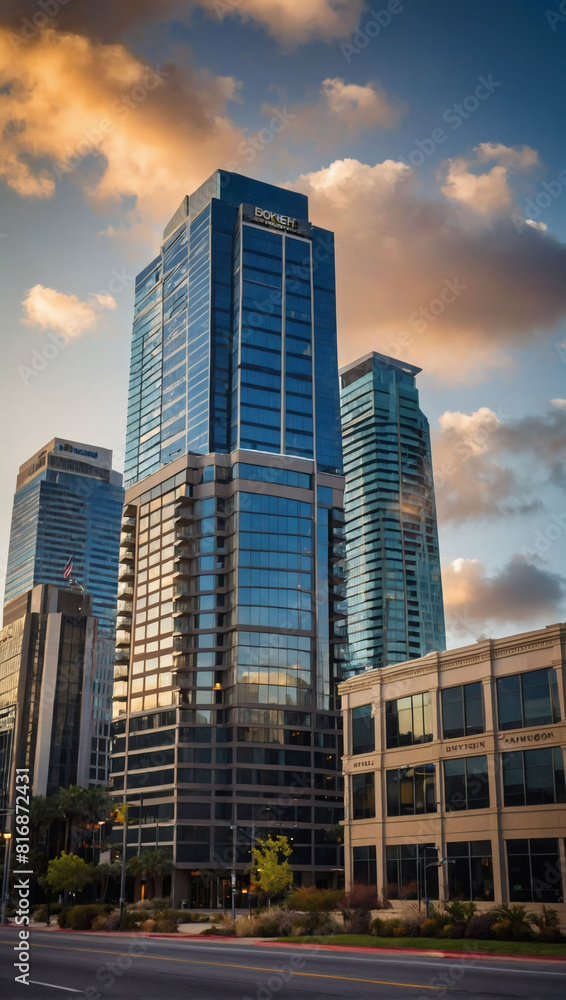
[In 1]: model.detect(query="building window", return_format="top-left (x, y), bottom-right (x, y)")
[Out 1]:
top-left (351, 704), bottom-right (374, 755)
top-left (352, 773), bottom-right (375, 820)
top-left (497, 668), bottom-right (560, 731)
top-left (441, 682), bottom-right (484, 740)
top-left (385, 692), bottom-right (433, 749)
top-left (502, 747), bottom-right (565, 807)
top-left (446, 841), bottom-right (494, 901)
top-left (444, 755), bottom-right (490, 811)
top-left (506, 839), bottom-right (563, 902)
top-left (386, 763), bottom-right (436, 816)
top-left (352, 844), bottom-right (377, 885)
top-left (386, 843), bottom-right (439, 901)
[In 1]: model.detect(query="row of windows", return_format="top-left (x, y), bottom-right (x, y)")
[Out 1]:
top-left (351, 747), bottom-right (566, 818)
top-left (352, 668), bottom-right (561, 753)
top-left (353, 838), bottom-right (563, 903)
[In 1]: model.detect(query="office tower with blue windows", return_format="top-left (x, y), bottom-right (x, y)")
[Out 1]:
top-left (340, 352), bottom-right (445, 676)
top-left (112, 170), bottom-right (347, 906)
top-left (3, 438), bottom-right (124, 784)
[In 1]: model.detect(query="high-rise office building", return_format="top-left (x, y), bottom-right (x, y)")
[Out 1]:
top-left (340, 352), bottom-right (445, 676)
top-left (112, 170), bottom-right (347, 906)
top-left (3, 439), bottom-right (124, 782)
top-left (0, 584), bottom-right (97, 810)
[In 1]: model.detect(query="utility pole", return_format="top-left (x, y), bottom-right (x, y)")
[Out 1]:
top-left (0, 833), bottom-right (12, 925)
top-left (118, 800), bottom-right (128, 931)
top-left (231, 822), bottom-right (236, 922)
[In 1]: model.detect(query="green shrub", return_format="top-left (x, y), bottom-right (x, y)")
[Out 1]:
top-left (378, 918), bottom-right (404, 938)
top-left (67, 904), bottom-right (106, 930)
top-left (493, 918), bottom-right (533, 942)
top-left (202, 919), bottom-right (236, 936)
top-left (127, 899), bottom-right (154, 912)
top-left (529, 906), bottom-right (561, 937)
top-left (492, 904), bottom-right (533, 941)
top-left (153, 918), bottom-right (177, 933)
top-left (447, 921), bottom-right (466, 939)
top-left (33, 901), bottom-right (65, 922)
top-left (91, 915), bottom-right (108, 931)
top-left (370, 916), bottom-right (385, 936)
top-left (57, 908), bottom-right (70, 928)
top-left (420, 918), bottom-right (439, 937)
top-left (427, 905), bottom-right (448, 929)
top-left (153, 909), bottom-right (185, 924)
top-left (465, 912), bottom-right (497, 940)
top-left (286, 888), bottom-right (345, 913)
top-left (149, 897), bottom-right (172, 909)
top-left (444, 901), bottom-right (477, 926)
top-left (120, 910), bottom-right (142, 931)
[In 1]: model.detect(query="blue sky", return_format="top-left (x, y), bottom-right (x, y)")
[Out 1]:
top-left (1, 0), bottom-right (565, 644)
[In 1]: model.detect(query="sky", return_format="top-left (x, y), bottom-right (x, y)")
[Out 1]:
top-left (1, 0), bottom-right (565, 648)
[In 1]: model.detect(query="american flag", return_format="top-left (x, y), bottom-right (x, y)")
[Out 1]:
top-left (63, 556), bottom-right (73, 580)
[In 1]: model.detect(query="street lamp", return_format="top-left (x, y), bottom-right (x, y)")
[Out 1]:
top-left (424, 858), bottom-right (455, 917)
top-left (1, 832), bottom-right (13, 925)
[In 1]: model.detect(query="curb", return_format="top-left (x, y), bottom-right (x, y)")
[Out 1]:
top-left (256, 941), bottom-right (566, 963)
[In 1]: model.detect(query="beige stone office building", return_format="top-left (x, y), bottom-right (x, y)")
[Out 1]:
top-left (339, 623), bottom-right (566, 919)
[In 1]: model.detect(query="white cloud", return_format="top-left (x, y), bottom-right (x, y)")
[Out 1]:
top-left (22, 285), bottom-right (116, 338)
top-left (440, 143), bottom-right (540, 214)
top-left (321, 78), bottom-right (406, 132)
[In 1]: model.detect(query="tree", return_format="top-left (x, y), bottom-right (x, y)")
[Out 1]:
top-left (251, 836), bottom-right (293, 900)
top-left (82, 787), bottom-right (113, 826)
top-left (127, 849), bottom-right (173, 899)
top-left (92, 862), bottom-right (121, 903)
top-left (30, 795), bottom-right (62, 851)
top-left (46, 853), bottom-right (93, 895)
top-left (56, 786), bottom-right (88, 854)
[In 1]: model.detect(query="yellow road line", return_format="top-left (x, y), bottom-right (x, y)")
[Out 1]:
top-left (27, 941), bottom-right (452, 990)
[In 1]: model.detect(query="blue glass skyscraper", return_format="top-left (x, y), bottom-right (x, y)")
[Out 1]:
top-left (340, 352), bottom-right (445, 675)
top-left (125, 171), bottom-right (342, 485)
top-left (4, 438), bottom-right (124, 783)
top-left (113, 171), bottom-right (347, 904)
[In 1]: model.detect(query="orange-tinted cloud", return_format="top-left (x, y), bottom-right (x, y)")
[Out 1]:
top-left (443, 555), bottom-right (566, 644)
top-left (22, 284), bottom-right (116, 337)
top-left (321, 78), bottom-right (406, 132)
top-left (3, 0), bottom-right (365, 45)
top-left (432, 405), bottom-right (566, 522)
top-left (440, 143), bottom-right (540, 214)
top-left (293, 157), bottom-right (566, 380)
top-left (0, 26), bottom-right (243, 224)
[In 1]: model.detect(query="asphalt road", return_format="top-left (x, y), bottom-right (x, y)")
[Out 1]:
top-left (0, 928), bottom-right (565, 1000)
